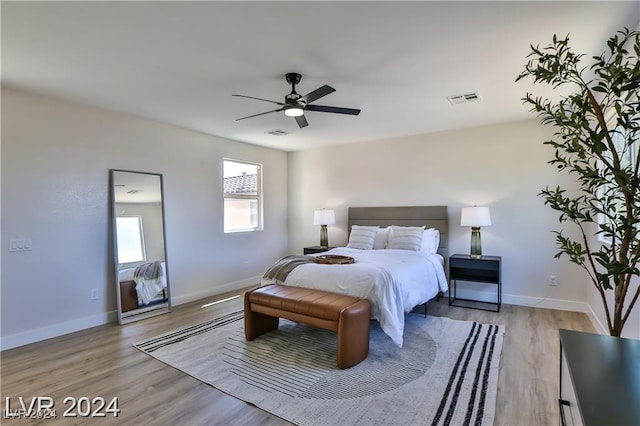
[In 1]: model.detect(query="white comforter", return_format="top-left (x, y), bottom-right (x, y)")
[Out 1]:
top-left (263, 248), bottom-right (448, 347)
top-left (118, 262), bottom-right (168, 305)
top-left (135, 262), bottom-right (167, 305)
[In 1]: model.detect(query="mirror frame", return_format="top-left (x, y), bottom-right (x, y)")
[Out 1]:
top-left (110, 169), bottom-right (172, 324)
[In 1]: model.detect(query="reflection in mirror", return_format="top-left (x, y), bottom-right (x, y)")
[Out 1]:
top-left (110, 170), bottom-right (171, 324)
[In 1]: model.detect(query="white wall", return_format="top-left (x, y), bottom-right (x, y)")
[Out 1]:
top-left (5, 87), bottom-right (635, 347)
top-left (1, 88), bottom-right (289, 349)
top-left (585, 233), bottom-right (640, 339)
top-left (288, 119), bottom-right (591, 310)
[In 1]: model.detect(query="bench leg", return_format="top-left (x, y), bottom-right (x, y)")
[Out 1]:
top-left (244, 291), bottom-right (279, 340)
top-left (337, 299), bottom-right (371, 369)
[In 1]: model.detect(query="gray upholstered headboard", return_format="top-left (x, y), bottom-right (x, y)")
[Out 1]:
top-left (347, 206), bottom-right (449, 258)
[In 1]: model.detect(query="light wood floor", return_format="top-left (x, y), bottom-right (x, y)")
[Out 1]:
top-left (1, 289), bottom-right (595, 425)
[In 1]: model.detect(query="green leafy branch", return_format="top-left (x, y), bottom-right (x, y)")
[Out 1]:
top-left (516, 28), bottom-right (640, 336)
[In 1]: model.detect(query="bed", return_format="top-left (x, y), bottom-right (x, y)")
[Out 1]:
top-left (118, 261), bottom-right (168, 313)
top-left (262, 206), bottom-right (449, 347)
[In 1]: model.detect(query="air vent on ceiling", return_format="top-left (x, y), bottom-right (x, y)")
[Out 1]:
top-left (447, 92), bottom-right (481, 105)
top-left (265, 129), bottom-right (289, 136)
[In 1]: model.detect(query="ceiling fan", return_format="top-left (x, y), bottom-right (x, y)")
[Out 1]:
top-left (233, 73), bottom-right (361, 128)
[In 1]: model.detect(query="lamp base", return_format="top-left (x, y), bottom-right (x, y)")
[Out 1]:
top-left (470, 227), bottom-right (482, 257)
top-left (320, 225), bottom-right (328, 247)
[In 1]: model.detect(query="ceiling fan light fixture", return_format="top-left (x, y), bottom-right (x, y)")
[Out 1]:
top-left (234, 73), bottom-right (360, 128)
top-left (284, 107), bottom-right (304, 117)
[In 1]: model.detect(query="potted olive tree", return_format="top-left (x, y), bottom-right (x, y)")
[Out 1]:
top-left (516, 28), bottom-right (639, 336)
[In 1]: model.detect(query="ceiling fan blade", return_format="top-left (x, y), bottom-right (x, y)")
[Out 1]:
top-left (302, 85), bottom-right (335, 104)
top-left (294, 114), bottom-right (309, 128)
top-left (236, 108), bottom-right (284, 121)
top-left (305, 104), bottom-right (361, 115)
top-left (233, 94), bottom-right (284, 106)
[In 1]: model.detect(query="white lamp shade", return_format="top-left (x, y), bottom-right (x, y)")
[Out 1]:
top-left (460, 206), bottom-right (492, 227)
top-left (313, 209), bottom-right (335, 225)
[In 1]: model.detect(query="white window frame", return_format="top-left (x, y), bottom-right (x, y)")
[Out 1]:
top-left (597, 107), bottom-right (638, 244)
top-left (223, 159), bottom-right (263, 233)
top-left (115, 215), bottom-right (147, 264)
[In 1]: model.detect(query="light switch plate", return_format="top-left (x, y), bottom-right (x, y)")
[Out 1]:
top-left (9, 238), bottom-right (32, 252)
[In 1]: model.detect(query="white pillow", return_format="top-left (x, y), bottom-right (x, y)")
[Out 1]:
top-left (373, 227), bottom-right (390, 249)
top-left (386, 225), bottom-right (425, 251)
top-left (346, 225), bottom-right (379, 250)
top-left (421, 228), bottom-right (440, 254)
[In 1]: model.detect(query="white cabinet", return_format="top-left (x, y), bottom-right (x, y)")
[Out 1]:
top-left (559, 346), bottom-right (583, 426)
top-left (559, 329), bottom-right (640, 426)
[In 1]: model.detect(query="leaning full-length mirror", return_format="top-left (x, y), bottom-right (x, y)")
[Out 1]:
top-left (110, 170), bottom-right (171, 324)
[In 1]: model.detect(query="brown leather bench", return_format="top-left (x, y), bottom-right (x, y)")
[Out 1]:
top-left (244, 284), bottom-right (371, 369)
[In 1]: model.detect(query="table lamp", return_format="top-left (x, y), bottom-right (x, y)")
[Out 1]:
top-left (313, 209), bottom-right (335, 247)
top-left (460, 206), bottom-right (491, 257)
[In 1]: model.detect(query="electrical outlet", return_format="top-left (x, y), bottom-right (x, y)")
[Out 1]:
top-left (91, 289), bottom-right (98, 300)
top-left (549, 275), bottom-right (558, 286)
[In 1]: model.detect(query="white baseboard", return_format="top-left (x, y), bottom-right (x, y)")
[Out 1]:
top-left (503, 293), bottom-right (590, 312)
top-left (3, 278), bottom-right (599, 351)
top-left (449, 289), bottom-right (612, 335)
top-left (1, 276), bottom-right (261, 351)
top-left (170, 276), bottom-right (260, 306)
top-left (448, 288), bottom-right (591, 313)
top-left (1, 311), bottom-right (119, 351)
top-left (585, 303), bottom-right (608, 335)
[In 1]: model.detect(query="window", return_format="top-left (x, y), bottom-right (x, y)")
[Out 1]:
top-left (597, 112), bottom-right (638, 243)
top-left (223, 159), bottom-right (263, 232)
top-left (116, 216), bottom-right (146, 263)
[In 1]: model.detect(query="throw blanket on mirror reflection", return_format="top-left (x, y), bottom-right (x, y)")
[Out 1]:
top-left (134, 261), bottom-right (165, 305)
top-left (134, 261), bottom-right (162, 281)
top-left (262, 255), bottom-right (315, 285)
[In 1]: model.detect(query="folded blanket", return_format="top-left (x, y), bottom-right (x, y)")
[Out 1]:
top-left (134, 261), bottom-right (165, 305)
top-left (262, 255), bottom-right (315, 285)
top-left (134, 261), bottom-right (162, 281)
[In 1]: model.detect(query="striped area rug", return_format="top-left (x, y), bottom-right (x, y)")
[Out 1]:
top-left (135, 310), bottom-right (504, 426)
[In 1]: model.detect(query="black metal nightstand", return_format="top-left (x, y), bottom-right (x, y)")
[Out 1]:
top-left (303, 246), bottom-right (335, 255)
top-left (448, 254), bottom-right (502, 312)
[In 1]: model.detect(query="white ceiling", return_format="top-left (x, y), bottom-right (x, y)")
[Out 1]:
top-left (113, 170), bottom-right (163, 203)
top-left (2, 1), bottom-right (639, 152)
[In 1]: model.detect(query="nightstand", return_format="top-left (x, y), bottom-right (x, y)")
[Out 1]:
top-left (303, 246), bottom-right (335, 255)
top-left (448, 254), bottom-right (501, 312)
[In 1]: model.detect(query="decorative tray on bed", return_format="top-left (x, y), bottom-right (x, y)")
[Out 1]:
top-left (313, 255), bottom-right (355, 265)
